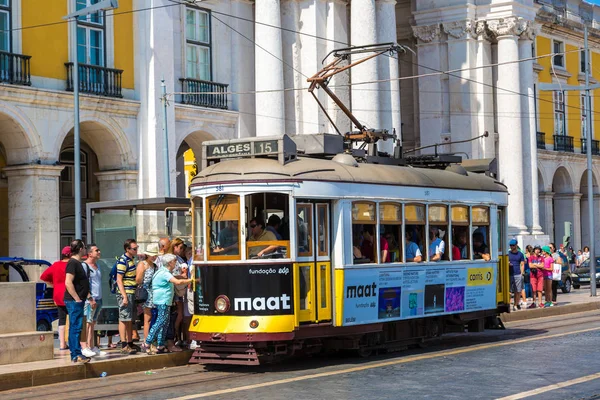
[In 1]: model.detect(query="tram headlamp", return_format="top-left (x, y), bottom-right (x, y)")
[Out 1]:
top-left (249, 320), bottom-right (259, 329)
top-left (215, 295), bottom-right (230, 313)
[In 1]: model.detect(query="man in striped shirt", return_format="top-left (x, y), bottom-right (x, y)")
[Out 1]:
top-left (116, 238), bottom-right (139, 355)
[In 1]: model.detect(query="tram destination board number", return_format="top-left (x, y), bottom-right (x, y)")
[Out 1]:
top-left (206, 140), bottom-right (279, 159)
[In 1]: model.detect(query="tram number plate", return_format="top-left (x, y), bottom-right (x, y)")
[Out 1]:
top-left (254, 140), bottom-right (278, 155)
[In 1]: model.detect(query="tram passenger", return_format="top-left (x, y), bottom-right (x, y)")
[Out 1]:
top-left (248, 217), bottom-right (279, 257)
top-left (405, 231), bottom-right (423, 262)
top-left (212, 221), bottom-right (239, 255)
top-left (266, 215), bottom-right (283, 240)
top-left (472, 232), bottom-right (491, 261)
top-left (385, 232), bottom-right (400, 263)
top-left (453, 229), bottom-right (469, 259)
top-left (428, 227), bottom-right (445, 262)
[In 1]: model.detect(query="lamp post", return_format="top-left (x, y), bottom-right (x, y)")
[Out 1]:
top-left (63, 0), bottom-right (118, 240)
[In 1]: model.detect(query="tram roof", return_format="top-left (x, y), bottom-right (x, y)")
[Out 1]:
top-left (191, 156), bottom-right (508, 193)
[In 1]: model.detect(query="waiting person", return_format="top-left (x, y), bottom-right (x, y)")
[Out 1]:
top-left (64, 240), bottom-right (93, 364)
top-left (248, 217), bottom-right (278, 257)
top-left (541, 246), bottom-right (554, 308)
top-left (582, 246), bottom-right (590, 263)
top-left (145, 254), bottom-right (193, 355)
top-left (136, 244), bottom-right (159, 351)
top-left (40, 246), bottom-right (71, 351)
top-left (473, 232), bottom-right (491, 261)
top-left (508, 239), bottom-right (525, 311)
top-left (523, 245), bottom-right (533, 305)
top-left (166, 238), bottom-right (189, 350)
top-left (528, 246), bottom-right (544, 309)
top-left (549, 243), bottom-right (563, 306)
top-left (576, 249), bottom-right (583, 267)
top-left (81, 244), bottom-right (104, 357)
top-left (405, 231), bottom-right (422, 262)
top-left (266, 214), bottom-right (283, 240)
top-left (116, 239), bottom-right (139, 355)
top-left (428, 227), bottom-right (445, 261)
top-left (212, 221), bottom-right (239, 255)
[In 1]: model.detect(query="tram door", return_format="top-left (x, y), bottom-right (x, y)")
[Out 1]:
top-left (296, 202), bottom-right (332, 324)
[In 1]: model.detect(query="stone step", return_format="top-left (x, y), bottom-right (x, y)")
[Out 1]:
top-left (0, 331), bottom-right (53, 365)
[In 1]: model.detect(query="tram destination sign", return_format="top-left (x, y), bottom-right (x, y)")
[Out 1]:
top-left (206, 140), bottom-right (279, 159)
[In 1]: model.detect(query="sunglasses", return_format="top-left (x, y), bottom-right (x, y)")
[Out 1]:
top-left (130, 246), bottom-right (139, 251)
top-left (249, 224), bottom-right (257, 229)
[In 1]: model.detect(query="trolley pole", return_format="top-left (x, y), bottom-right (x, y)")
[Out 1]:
top-left (540, 25), bottom-right (596, 296)
top-left (161, 79), bottom-right (171, 197)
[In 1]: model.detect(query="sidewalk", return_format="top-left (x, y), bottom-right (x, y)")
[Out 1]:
top-left (0, 346), bottom-right (193, 392)
top-left (501, 286), bottom-right (600, 323)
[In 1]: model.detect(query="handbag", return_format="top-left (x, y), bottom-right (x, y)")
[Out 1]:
top-left (135, 285), bottom-right (148, 302)
top-left (552, 263), bottom-right (562, 281)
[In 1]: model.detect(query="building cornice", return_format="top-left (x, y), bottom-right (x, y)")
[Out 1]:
top-left (175, 104), bottom-right (239, 126)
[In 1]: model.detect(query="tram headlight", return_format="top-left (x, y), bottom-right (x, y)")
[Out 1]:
top-left (215, 295), bottom-right (230, 313)
top-left (249, 320), bottom-right (259, 329)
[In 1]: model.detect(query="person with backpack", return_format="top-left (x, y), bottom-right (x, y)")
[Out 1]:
top-left (136, 244), bottom-right (159, 351)
top-left (115, 239), bottom-right (140, 355)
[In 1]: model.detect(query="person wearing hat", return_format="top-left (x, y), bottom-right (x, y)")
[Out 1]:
top-left (40, 246), bottom-right (72, 350)
top-left (527, 246), bottom-right (544, 309)
top-left (136, 243), bottom-right (160, 351)
top-left (541, 246), bottom-right (554, 308)
top-left (508, 239), bottom-right (525, 311)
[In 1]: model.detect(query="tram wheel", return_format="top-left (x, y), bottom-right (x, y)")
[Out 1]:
top-left (357, 347), bottom-right (373, 358)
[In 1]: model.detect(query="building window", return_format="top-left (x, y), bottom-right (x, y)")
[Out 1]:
top-left (185, 7), bottom-right (211, 81)
top-left (76, 0), bottom-right (105, 66)
top-left (581, 49), bottom-right (588, 74)
top-left (553, 90), bottom-right (565, 136)
top-left (553, 40), bottom-right (564, 68)
top-left (581, 93), bottom-right (588, 139)
top-left (60, 216), bottom-right (86, 247)
top-left (0, 0), bottom-right (10, 52)
top-left (60, 149), bottom-right (88, 199)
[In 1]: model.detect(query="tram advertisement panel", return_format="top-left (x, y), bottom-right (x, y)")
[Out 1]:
top-left (194, 264), bottom-right (294, 316)
top-left (342, 265), bottom-right (495, 326)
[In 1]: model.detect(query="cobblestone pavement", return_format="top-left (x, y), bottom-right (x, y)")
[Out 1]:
top-left (4, 310), bottom-right (600, 400)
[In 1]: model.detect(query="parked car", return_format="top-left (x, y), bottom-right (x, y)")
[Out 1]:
top-left (572, 257), bottom-right (600, 289)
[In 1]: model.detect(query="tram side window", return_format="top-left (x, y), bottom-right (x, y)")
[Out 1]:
top-left (472, 206), bottom-right (491, 261)
top-left (207, 194), bottom-right (240, 260)
top-left (428, 205), bottom-right (448, 261)
top-left (451, 205), bottom-right (470, 260)
top-left (352, 202), bottom-right (376, 264)
top-left (245, 192), bottom-right (290, 259)
top-left (405, 204), bottom-right (425, 262)
top-left (380, 203), bottom-right (402, 263)
top-left (192, 197), bottom-right (205, 261)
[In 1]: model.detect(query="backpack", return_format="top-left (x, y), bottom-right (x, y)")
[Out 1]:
top-left (108, 258), bottom-right (120, 294)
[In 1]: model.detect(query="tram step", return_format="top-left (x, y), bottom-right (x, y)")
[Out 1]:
top-left (189, 344), bottom-right (259, 366)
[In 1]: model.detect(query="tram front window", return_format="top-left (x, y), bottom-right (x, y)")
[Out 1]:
top-left (207, 194), bottom-right (240, 260)
top-left (245, 192), bottom-right (290, 259)
top-left (192, 197), bottom-right (205, 261)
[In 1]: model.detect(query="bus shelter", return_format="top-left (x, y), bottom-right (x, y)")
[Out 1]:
top-left (86, 197), bottom-right (191, 331)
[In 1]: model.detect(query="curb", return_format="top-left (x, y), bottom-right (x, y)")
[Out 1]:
top-left (500, 301), bottom-right (600, 323)
top-left (0, 350), bottom-right (193, 392)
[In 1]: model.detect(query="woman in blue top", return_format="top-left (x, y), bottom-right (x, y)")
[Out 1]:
top-left (145, 254), bottom-right (193, 355)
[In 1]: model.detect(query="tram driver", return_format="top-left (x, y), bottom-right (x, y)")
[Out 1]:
top-left (248, 217), bottom-right (279, 258)
top-left (212, 220), bottom-right (239, 255)
top-left (428, 227), bottom-right (445, 262)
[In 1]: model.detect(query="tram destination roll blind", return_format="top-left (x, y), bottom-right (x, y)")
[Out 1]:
top-left (206, 140), bottom-right (279, 159)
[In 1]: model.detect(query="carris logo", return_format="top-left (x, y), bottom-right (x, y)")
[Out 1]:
top-left (234, 294), bottom-right (291, 311)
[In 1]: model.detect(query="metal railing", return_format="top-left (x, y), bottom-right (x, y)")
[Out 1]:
top-left (536, 132), bottom-right (546, 150)
top-left (553, 135), bottom-right (574, 152)
top-left (65, 63), bottom-right (123, 98)
top-left (0, 51), bottom-right (31, 86)
top-left (179, 78), bottom-right (228, 109)
top-left (581, 138), bottom-right (600, 156)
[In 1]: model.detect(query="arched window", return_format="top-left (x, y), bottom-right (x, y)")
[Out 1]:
top-left (60, 215), bottom-right (87, 247)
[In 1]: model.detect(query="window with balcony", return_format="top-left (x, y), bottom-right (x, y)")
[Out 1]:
top-left (185, 7), bottom-right (211, 81)
top-left (0, 0), bottom-right (10, 53)
top-left (553, 40), bottom-right (564, 68)
top-left (553, 90), bottom-right (565, 136)
top-left (76, 0), bottom-right (105, 67)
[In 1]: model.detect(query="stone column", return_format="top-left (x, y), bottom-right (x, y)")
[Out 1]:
top-left (95, 170), bottom-right (139, 201)
top-left (3, 165), bottom-right (63, 261)
top-left (474, 21), bottom-right (495, 159)
top-left (377, 0), bottom-right (401, 154)
top-left (488, 17), bottom-right (528, 235)
top-left (255, 0), bottom-right (285, 136)
top-left (539, 192), bottom-right (554, 240)
top-left (519, 23), bottom-right (543, 235)
top-left (412, 24), bottom-right (443, 152)
top-left (351, 0), bottom-right (380, 132)
top-left (443, 20), bottom-right (477, 158)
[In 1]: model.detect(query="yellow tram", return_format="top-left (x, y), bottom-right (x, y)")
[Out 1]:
top-left (187, 134), bottom-right (510, 365)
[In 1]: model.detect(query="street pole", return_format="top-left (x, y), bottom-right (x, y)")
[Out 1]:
top-left (584, 26), bottom-right (597, 296)
top-left (71, 17), bottom-right (82, 240)
top-left (162, 79), bottom-right (171, 197)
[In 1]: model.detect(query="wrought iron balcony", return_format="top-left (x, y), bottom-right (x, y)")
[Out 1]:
top-left (179, 78), bottom-right (228, 109)
top-left (0, 51), bottom-right (32, 86)
top-left (65, 63), bottom-right (123, 98)
top-left (536, 132), bottom-right (546, 150)
top-left (553, 135), bottom-right (574, 152)
top-left (580, 138), bottom-right (600, 156)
